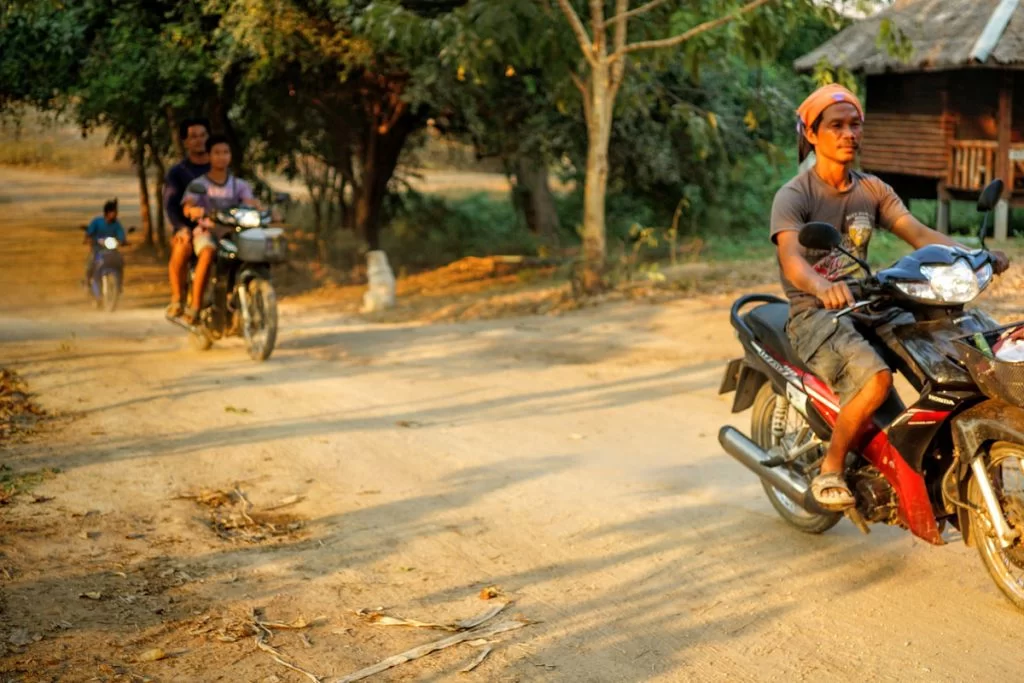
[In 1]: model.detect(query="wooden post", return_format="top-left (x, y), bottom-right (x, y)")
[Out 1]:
top-left (996, 74), bottom-right (1012, 241)
top-left (936, 181), bottom-right (951, 234)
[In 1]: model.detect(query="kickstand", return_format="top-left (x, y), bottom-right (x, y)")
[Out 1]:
top-left (844, 506), bottom-right (871, 535)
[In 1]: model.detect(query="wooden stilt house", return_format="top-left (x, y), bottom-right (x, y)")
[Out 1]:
top-left (795, 0), bottom-right (1024, 239)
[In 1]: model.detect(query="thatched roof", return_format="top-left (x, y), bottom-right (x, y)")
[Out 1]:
top-left (794, 0), bottom-right (1024, 75)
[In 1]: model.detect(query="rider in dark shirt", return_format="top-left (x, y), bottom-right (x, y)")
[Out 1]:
top-left (164, 117), bottom-right (211, 318)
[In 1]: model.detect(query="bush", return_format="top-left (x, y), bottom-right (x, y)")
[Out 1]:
top-left (382, 191), bottom-right (538, 269)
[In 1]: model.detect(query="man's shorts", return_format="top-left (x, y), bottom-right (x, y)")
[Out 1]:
top-left (787, 308), bottom-right (889, 406)
top-left (173, 227), bottom-right (216, 256)
top-left (192, 229), bottom-right (216, 256)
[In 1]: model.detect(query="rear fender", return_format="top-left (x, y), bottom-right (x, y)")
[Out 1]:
top-left (950, 399), bottom-right (1024, 546)
top-left (724, 360), bottom-right (768, 414)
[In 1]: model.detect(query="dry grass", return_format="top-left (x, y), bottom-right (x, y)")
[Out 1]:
top-left (0, 111), bottom-right (130, 175)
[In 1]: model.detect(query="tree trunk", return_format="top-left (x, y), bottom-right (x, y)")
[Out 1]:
top-left (166, 106), bottom-right (185, 159)
top-left (339, 175), bottom-right (352, 233)
top-left (324, 165), bottom-right (337, 229)
top-left (134, 140), bottom-right (153, 246)
top-left (154, 170), bottom-right (167, 254)
top-left (514, 155), bottom-right (560, 246)
top-left (352, 112), bottom-right (416, 251)
top-left (581, 61), bottom-right (613, 293)
top-left (150, 145), bottom-right (168, 255)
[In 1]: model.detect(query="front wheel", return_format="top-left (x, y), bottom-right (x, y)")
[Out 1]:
top-left (968, 442), bottom-right (1024, 611)
top-left (241, 278), bottom-right (277, 362)
top-left (189, 329), bottom-right (213, 351)
top-left (751, 383), bottom-right (841, 534)
top-left (101, 272), bottom-right (119, 312)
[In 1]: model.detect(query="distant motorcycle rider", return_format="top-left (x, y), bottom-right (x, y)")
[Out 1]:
top-left (84, 198), bottom-right (126, 288)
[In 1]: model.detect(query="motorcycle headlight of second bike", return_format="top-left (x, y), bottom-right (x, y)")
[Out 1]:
top-left (893, 257), bottom-right (993, 304)
top-left (234, 208), bottom-right (263, 229)
top-left (102, 237), bottom-right (119, 250)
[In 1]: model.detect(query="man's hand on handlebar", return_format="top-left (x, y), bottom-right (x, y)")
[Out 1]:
top-left (992, 250), bottom-right (1010, 275)
top-left (814, 279), bottom-right (856, 310)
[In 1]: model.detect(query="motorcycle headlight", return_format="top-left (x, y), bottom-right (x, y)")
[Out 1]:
top-left (102, 237), bottom-right (119, 250)
top-left (975, 262), bottom-right (994, 290)
top-left (235, 209), bottom-right (262, 228)
top-left (894, 258), bottom-right (983, 304)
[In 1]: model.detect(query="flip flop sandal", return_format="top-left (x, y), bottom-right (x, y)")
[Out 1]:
top-left (811, 471), bottom-right (855, 511)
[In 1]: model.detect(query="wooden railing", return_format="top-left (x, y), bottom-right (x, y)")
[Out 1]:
top-left (948, 140), bottom-right (1024, 191)
top-left (948, 140), bottom-right (998, 191)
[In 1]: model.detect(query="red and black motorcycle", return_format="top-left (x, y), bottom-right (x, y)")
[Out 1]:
top-left (720, 179), bottom-right (1024, 611)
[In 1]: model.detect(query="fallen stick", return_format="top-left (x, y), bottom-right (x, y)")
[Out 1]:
top-left (254, 622), bottom-right (323, 683)
top-left (456, 602), bottom-right (509, 630)
top-left (335, 619), bottom-right (528, 683)
top-left (234, 486), bottom-right (257, 527)
top-left (458, 645), bottom-right (494, 674)
top-left (264, 494), bottom-right (305, 511)
top-left (361, 602), bottom-right (510, 632)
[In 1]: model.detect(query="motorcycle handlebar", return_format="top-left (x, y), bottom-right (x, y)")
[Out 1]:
top-left (832, 299), bottom-right (879, 323)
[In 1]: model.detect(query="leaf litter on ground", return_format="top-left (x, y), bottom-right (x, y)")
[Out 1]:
top-left (0, 368), bottom-right (47, 444)
top-left (176, 486), bottom-right (304, 543)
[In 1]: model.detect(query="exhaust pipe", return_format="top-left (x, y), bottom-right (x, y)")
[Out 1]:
top-left (718, 426), bottom-right (827, 515)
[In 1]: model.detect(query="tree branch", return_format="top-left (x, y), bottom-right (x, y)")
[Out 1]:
top-left (610, 0), bottom-right (628, 97)
top-left (570, 70), bottom-right (589, 100)
top-left (570, 70), bottom-right (592, 128)
top-left (590, 0), bottom-right (604, 55)
top-left (607, 0), bottom-right (668, 26)
top-left (553, 0), bottom-right (597, 66)
top-left (614, 0), bottom-right (774, 59)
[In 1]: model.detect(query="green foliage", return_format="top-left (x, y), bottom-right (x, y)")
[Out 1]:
top-left (382, 191), bottom-right (534, 268)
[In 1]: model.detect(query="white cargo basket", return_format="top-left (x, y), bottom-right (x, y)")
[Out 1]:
top-left (237, 227), bottom-right (287, 263)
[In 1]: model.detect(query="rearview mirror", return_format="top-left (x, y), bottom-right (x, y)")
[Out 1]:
top-left (128, 226), bottom-right (137, 234)
top-left (798, 222), bottom-right (842, 251)
top-left (79, 225), bottom-right (88, 231)
top-left (978, 179), bottom-right (1004, 212)
top-left (186, 180), bottom-right (208, 195)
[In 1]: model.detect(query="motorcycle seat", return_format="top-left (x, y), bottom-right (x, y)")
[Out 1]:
top-left (743, 302), bottom-right (812, 374)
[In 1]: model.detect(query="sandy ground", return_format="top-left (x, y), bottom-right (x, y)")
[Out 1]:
top-left (2, 166), bottom-right (1024, 682)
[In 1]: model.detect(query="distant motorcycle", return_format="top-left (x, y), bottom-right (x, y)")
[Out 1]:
top-left (82, 224), bottom-right (135, 312)
top-left (166, 181), bottom-right (286, 361)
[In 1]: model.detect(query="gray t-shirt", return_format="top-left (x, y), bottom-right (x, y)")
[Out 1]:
top-left (770, 169), bottom-right (911, 314)
top-left (182, 174), bottom-right (255, 215)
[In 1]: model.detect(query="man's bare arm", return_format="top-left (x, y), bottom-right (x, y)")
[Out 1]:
top-left (776, 230), bottom-right (856, 310)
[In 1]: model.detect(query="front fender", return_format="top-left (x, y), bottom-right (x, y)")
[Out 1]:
top-left (238, 264), bottom-right (271, 286)
top-left (949, 399), bottom-right (1024, 545)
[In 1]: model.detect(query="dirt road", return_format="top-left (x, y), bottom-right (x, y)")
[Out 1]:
top-left (2, 167), bottom-right (1023, 682)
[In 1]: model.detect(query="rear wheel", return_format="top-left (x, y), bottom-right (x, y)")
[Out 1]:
top-left (751, 383), bottom-right (841, 534)
top-left (101, 272), bottom-right (119, 312)
top-left (242, 278), bottom-right (277, 362)
top-left (969, 442), bottom-right (1024, 611)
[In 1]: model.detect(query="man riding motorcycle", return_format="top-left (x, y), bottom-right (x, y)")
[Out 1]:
top-left (180, 133), bottom-right (260, 324)
top-left (84, 198), bottom-right (127, 288)
top-left (165, 117), bottom-right (211, 319)
top-left (772, 84), bottom-right (1010, 510)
